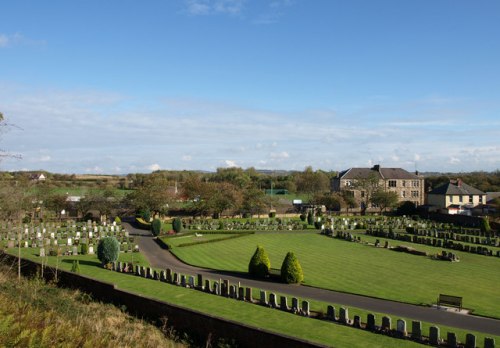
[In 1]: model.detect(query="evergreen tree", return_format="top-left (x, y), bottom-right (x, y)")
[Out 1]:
top-left (248, 245), bottom-right (271, 278)
top-left (280, 252), bottom-right (304, 284)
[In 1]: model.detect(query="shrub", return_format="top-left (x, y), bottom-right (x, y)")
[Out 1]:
top-left (299, 214), bottom-right (306, 221)
top-left (248, 245), bottom-right (271, 278)
top-left (172, 218), bottom-right (183, 233)
top-left (97, 237), bottom-right (120, 266)
top-left (314, 221), bottom-right (322, 230)
top-left (307, 211), bottom-right (314, 225)
top-left (280, 252), bottom-right (304, 284)
top-left (268, 211), bottom-right (276, 218)
top-left (480, 217), bottom-right (491, 233)
top-left (242, 212), bottom-right (251, 219)
top-left (114, 216), bottom-right (121, 224)
top-left (151, 218), bottom-right (162, 236)
top-left (80, 243), bottom-right (88, 255)
top-left (71, 260), bottom-right (81, 273)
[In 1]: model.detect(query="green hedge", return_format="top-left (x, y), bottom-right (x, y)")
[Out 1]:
top-left (135, 217), bottom-right (151, 230)
top-left (176, 233), bottom-right (253, 248)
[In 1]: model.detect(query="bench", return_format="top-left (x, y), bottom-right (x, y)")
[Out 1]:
top-left (437, 294), bottom-right (462, 310)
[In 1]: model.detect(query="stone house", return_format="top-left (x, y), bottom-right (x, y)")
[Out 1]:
top-left (427, 179), bottom-right (486, 215)
top-left (332, 165), bottom-right (425, 211)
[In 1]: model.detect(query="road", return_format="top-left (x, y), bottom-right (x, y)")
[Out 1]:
top-left (123, 222), bottom-right (500, 336)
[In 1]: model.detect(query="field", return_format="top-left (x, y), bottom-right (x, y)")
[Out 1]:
top-left (166, 231), bottom-right (500, 319)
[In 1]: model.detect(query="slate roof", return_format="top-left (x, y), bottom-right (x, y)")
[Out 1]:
top-left (338, 167), bottom-right (420, 180)
top-left (429, 182), bottom-right (485, 196)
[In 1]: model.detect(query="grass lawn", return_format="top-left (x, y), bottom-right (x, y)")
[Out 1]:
top-left (167, 232), bottom-right (500, 319)
top-left (7, 249), bottom-right (423, 348)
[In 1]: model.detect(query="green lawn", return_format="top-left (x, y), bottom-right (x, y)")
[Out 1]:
top-left (168, 232), bottom-right (500, 319)
top-left (9, 249), bottom-right (423, 348)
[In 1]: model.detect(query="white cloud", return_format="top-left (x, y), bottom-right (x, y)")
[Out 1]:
top-left (270, 151), bottom-right (289, 159)
top-left (185, 0), bottom-right (245, 16)
top-left (182, 155), bottom-right (192, 161)
top-left (449, 157), bottom-right (461, 165)
top-left (148, 163), bottom-right (161, 171)
top-left (0, 33), bottom-right (45, 48)
top-left (224, 160), bottom-right (238, 167)
top-left (39, 155), bottom-right (51, 162)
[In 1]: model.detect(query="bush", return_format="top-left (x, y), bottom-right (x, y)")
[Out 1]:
top-left (114, 216), bottom-right (121, 224)
top-left (307, 211), bottom-right (314, 225)
top-left (151, 218), bottom-right (162, 236)
top-left (248, 245), bottom-right (271, 278)
top-left (314, 221), bottom-right (322, 230)
top-left (280, 252), bottom-right (304, 284)
top-left (97, 237), bottom-right (120, 266)
top-left (299, 214), bottom-right (306, 221)
top-left (242, 212), bottom-right (251, 219)
top-left (480, 217), bottom-right (491, 233)
top-left (80, 243), bottom-right (88, 255)
top-left (268, 211), bottom-right (276, 218)
top-left (71, 260), bottom-right (81, 273)
top-left (172, 218), bottom-right (183, 233)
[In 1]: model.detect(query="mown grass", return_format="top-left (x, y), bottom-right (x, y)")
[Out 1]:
top-left (6, 249), bottom-right (423, 348)
top-left (167, 232), bottom-right (500, 319)
top-left (0, 264), bottom-right (185, 348)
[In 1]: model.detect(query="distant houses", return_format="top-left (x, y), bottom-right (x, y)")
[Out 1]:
top-left (427, 179), bottom-right (487, 216)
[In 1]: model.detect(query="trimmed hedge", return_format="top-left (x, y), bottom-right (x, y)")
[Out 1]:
top-left (280, 252), bottom-right (304, 284)
top-left (151, 219), bottom-right (162, 236)
top-left (248, 246), bottom-right (271, 278)
top-left (176, 233), bottom-right (252, 248)
top-left (97, 237), bottom-right (120, 265)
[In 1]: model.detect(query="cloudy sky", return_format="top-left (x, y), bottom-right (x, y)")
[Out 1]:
top-left (0, 0), bottom-right (499, 174)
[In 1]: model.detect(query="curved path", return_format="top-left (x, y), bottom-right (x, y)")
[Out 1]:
top-left (123, 222), bottom-right (500, 336)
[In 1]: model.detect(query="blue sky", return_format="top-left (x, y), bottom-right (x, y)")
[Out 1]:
top-left (1, 0), bottom-right (499, 174)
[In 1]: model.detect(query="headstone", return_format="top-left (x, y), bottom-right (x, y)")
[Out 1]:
top-left (339, 307), bottom-right (349, 324)
top-left (429, 326), bottom-right (440, 345)
top-left (180, 275), bottom-right (187, 287)
top-left (260, 290), bottom-right (267, 305)
top-left (280, 296), bottom-right (289, 311)
top-left (411, 320), bottom-right (422, 340)
top-left (291, 298), bottom-right (299, 312)
top-left (301, 301), bottom-right (310, 316)
top-left (447, 332), bottom-right (458, 348)
top-left (173, 272), bottom-right (179, 284)
top-left (39, 248), bottom-right (45, 257)
top-left (381, 316), bottom-right (391, 331)
top-left (88, 246), bottom-right (94, 254)
top-left (135, 265), bottom-right (141, 276)
top-left (269, 293), bottom-right (277, 308)
top-left (229, 285), bottom-right (236, 298)
top-left (72, 246), bottom-right (78, 256)
top-left (465, 334), bottom-right (476, 348)
top-left (245, 287), bottom-right (252, 302)
top-left (67, 238), bottom-right (72, 246)
top-left (238, 286), bottom-right (244, 300)
top-left (367, 314), bottom-right (376, 331)
top-left (484, 337), bottom-right (495, 348)
top-left (188, 276), bottom-right (195, 288)
top-left (166, 268), bottom-right (172, 283)
top-left (222, 280), bottom-right (229, 297)
top-left (396, 319), bottom-right (407, 337)
top-left (197, 274), bottom-right (203, 289)
top-left (213, 281), bottom-right (220, 295)
top-left (327, 305), bottom-right (336, 321)
top-left (353, 315), bottom-right (361, 328)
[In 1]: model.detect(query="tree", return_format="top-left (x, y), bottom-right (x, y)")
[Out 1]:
top-left (370, 190), bottom-right (399, 214)
top-left (294, 167), bottom-right (331, 198)
top-left (480, 217), bottom-right (491, 234)
top-left (127, 173), bottom-right (173, 215)
top-left (172, 217), bottom-right (182, 233)
top-left (353, 172), bottom-right (380, 214)
top-left (151, 218), bottom-right (162, 236)
top-left (97, 237), bottom-right (120, 266)
top-left (312, 192), bottom-right (344, 212)
top-left (241, 187), bottom-right (267, 217)
top-left (248, 246), bottom-right (271, 278)
top-left (340, 190), bottom-right (357, 214)
top-left (280, 252), bottom-right (304, 284)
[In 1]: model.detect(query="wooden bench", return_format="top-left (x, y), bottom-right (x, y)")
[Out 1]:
top-left (437, 294), bottom-right (463, 310)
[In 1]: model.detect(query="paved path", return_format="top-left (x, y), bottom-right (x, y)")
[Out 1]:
top-left (123, 222), bottom-right (500, 336)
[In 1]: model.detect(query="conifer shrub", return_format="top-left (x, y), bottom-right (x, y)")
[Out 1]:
top-left (299, 214), bottom-right (306, 221)
top-left (248, 245), bottom-right (271, 278)
top-left (71, 260), bottom-right (81, 273)
top-left (114, 216), bottom-right (122, 224)
top-left (280, 251), bottom-right (304, 284)
top-left (97, 237), bottom-right (120, 266)
top-left (151, 218), bottom-right (162, 236)
top-left (480, 217), bottom-right (491, 234)
top-left (80, 243), bottom-right (88, 255)
top-left (172, 218), bottom-right (183, 233)
top-left (307, 211), bottom-right (314, 225)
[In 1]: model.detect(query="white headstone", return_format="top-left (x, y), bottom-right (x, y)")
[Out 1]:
top-left (89, 231), bottom-right (93, 238)
top-left (50, 232), bottom-right (55, 239)
top-left (67, 238), bottom-right (72, 246)
top-left (113, 221), bottom-right (116, 226)
top-left (88, 246), bottom-right (94, 254)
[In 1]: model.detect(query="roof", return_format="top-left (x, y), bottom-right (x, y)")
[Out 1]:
top-left (429, 181), bottom-right (485, 196)
top-left (338, 166), bottom-right (420, 180)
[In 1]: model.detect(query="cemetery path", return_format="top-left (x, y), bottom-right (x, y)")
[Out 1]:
top-left (124, 222), bottom-right (500, 336)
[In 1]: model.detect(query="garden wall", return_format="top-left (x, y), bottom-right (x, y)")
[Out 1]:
top-left (0, 252), bottom-right (323, 348)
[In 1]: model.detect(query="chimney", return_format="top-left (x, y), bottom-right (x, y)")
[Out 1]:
top-left (457, 178), bottom-right (462, 187)
top-left (372, 164), bottom-right (380, 171)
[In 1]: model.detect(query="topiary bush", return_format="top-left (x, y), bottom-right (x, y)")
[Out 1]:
top-left (248, 245), bottom-right (271, 278)
top-left (299, 214), bottom-right (306, 221)
top-left (480, 217), bottom-right (491, 234)
top-left (307, 211), bottom-right (314, 225)
top-left (114, 216), bottom-right (121, 224)
top-left (151, 218), bottom-right (162, 236)
top-left (268, 211), bottom-right (276, 218)
top-left (97, 237), bottom-right (120, 266)
top-left (80, 243), bottom-right (88, 255)
top-left (172, 218), bottom-right (183, 233)
top-left (71, 260), bottom-right (81, 273)
top-left (280, 251), bottom-right (304, 284)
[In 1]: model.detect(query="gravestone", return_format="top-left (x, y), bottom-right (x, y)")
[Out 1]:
top-left (213, 282), bottom-right (220, 295)
top-left (39, 248), bottom-right (45, 257)
top-left (204, 280), bottom-right (211, 292)
top-left (67, 238), bottom-right (72, 246)
top-left (381, 316), bottom-right (391, 331)
top-left (166, 269), bottom-right (173, 283)
top-left (447, 332), bottom-right (458, 348)
top-left (160, 270), bottom-right (167, 282)
top-left (229, 285), bottom-right (236, 298)
top-left (197, 274), bottom-right (203, 289)
top-left (291, 298), bottom-right (299, 312)
top-left (280, 296), bottom-right (289, 311)
top-left (269, 293), bottom-right (277, 308)
top-left (429, 326), bottom-right (440, 345)
top-left (484, 337), bottom-right (495, 348)
top-left (411, 320), bottom-right (422, 340)
top-left (72, 246), bottom-right (78, 256)
top-left (327, 305), bottom-right (336, 321)
top-left (366, 314), bottom-right (376, 331)
top-left (353, 315), bottom-right (361, 328)
top-left (173, 272), bottom-right (179, 284)
top-left (465, 333), bottom-right (476, 348)
top-left (238, 287), bottom-right (244, 300)
top-left (188, 276), bottom-right (195, 288)
top-left (222, 280), bottom-right (229, 297)
top-left (135, 265), bottom-right (142, 276)
top-left (260, 290), bottom-right (267, 305)
top-left (245, 287), bottom-right (252, 302)
top-left (88, 246), bottom-right (94, 254)
top-left (180, 275), bottom-right (187, 287)
top-left (396, 319), bottom-right (407, 337)
top-left (339, 307), bottom-right (349, 324)
top-left (301, 301), bottom-right (310, 316)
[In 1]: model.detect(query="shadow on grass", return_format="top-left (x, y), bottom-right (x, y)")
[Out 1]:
top-left (61, 259), bottom-right (102, 267)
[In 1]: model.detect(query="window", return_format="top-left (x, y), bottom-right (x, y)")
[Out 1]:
top-left (345, 180), bottom-right (352, 187)
top-left (402, 181), bottom-right (406, 187)
top-left (388, 180), bottom-right (397, 188)
top-left (401, 191), bottom-right (406, 198)
top-left (449, 196), bottom-right (453, 203)
top-left (411, 191), bottom-right (419, 198)
top-left (412, 180), bottom-right (420, 187)
top-left (469, 195), bottom-right (473, 203)
top-left (459, 196), bottom-right (463, 203)
top-left (361, 191), bottom-right (365, 198)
